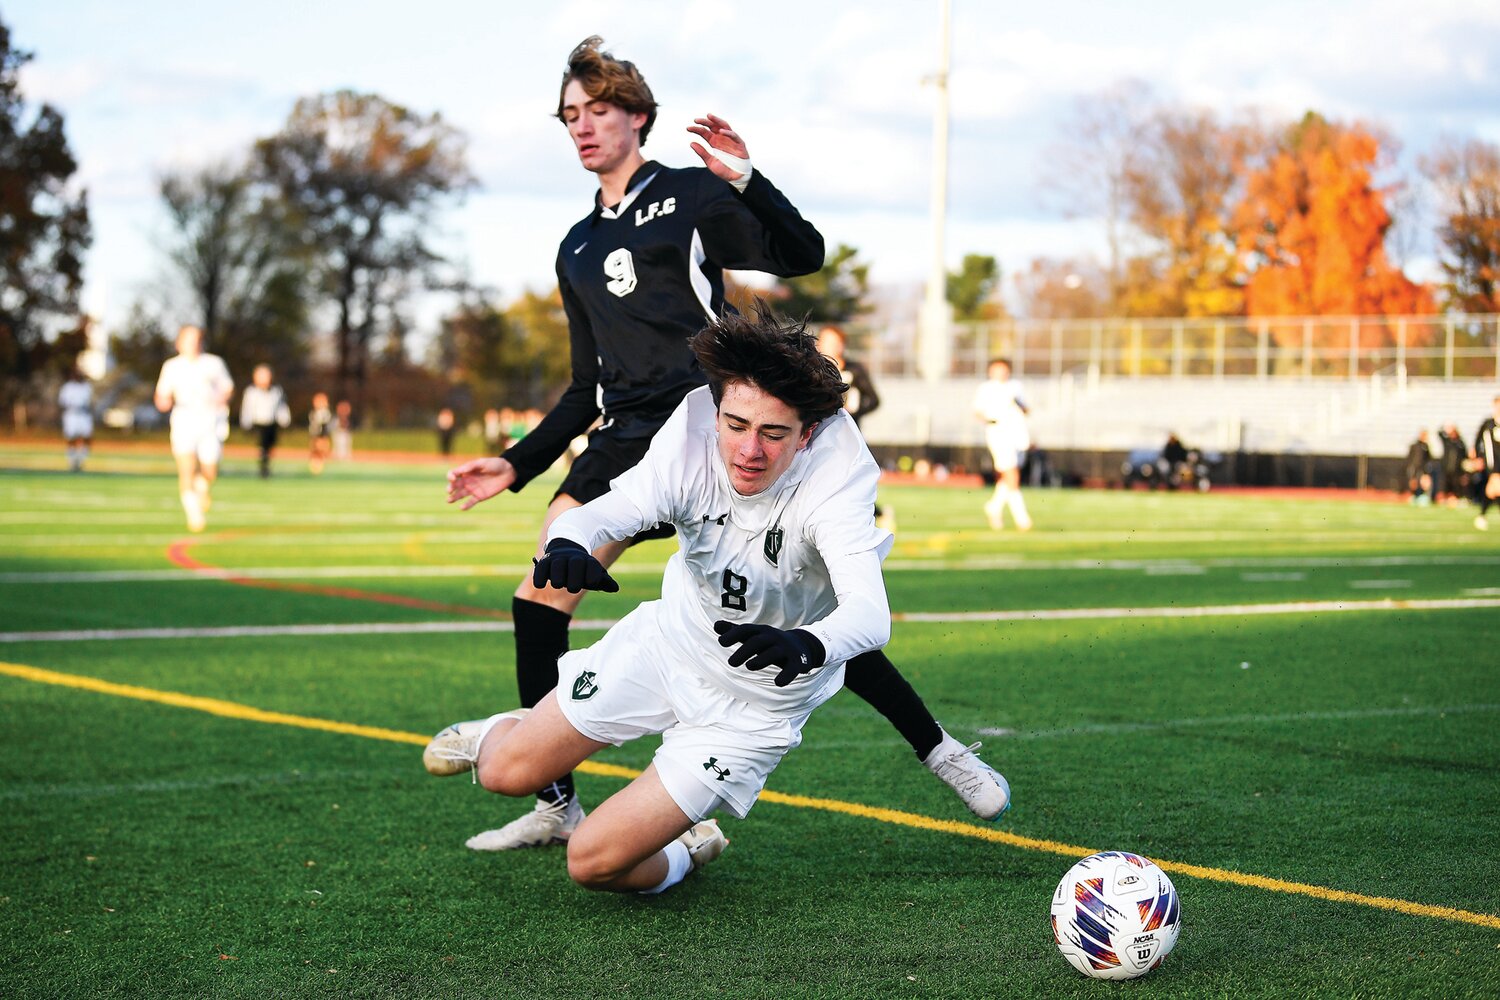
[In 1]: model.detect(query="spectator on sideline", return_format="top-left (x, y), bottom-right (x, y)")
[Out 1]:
top-left (1404, 430), bottom-right (1433, 505)
top-left (1472, 395), bottom-right (1500, 530)
top-left (332, 400), bottom-right (354, 460)
top-left (239, 364), bottom-right (292, 478)
top-left (1439, 423), bottom-right (1467, 505)
top-left (58, 368), bottom-right (93, 473)
top-left (437, 407), bottom-right (457, 455)
top-left (816, 323), bottom-right (892, 530)
top-left (308, 392), bottom-right (334, 474)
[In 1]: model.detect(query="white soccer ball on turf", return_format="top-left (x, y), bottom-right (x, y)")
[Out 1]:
top-left (1050, 851), bottom-right (1182, 980)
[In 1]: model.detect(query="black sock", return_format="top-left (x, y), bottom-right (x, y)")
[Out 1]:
top-left (512, 596), bottom-right (575, 805)
top-left (843, 649), bottom-right (944, 760)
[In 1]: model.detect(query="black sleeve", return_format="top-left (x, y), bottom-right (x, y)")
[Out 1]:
top-left (500, 260), bottom-right (602, 491)
top-left (695, 169), bottom-right (825, 277)
top-left (847, 360), bottom-right (880, 420)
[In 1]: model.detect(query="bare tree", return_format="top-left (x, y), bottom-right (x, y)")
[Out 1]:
top-left (256, 91), bottom-right (474, 410)
top-left (1039, 80), bottom-right (1155, 313)
top-left (1422, 136), bottom-right (1500, 313)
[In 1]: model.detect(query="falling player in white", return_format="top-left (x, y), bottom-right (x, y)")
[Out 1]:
top-left (974, 357), bottom-right (1032, 531)
top-left (423, 308), bottom-right (941, 895)
top-left (154, 324), bottom-right (233, 532)
top-left (58, 368), bottom-right (94, 472)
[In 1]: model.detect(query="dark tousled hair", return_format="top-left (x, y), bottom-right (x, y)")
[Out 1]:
top-left (688, 305), bottom-right (848, 427)
top-left (555, 36), bottom-right (658, 146)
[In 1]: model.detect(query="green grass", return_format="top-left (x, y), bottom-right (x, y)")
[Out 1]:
top-left (2, 443), bottom-right (1499, 998)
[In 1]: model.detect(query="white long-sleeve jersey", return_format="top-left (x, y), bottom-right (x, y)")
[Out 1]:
top-left (549, 386), bottom-right (894, 715)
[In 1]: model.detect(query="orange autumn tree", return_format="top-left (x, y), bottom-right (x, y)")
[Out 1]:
top-left (1235, 113), bottom-right (1433, 318)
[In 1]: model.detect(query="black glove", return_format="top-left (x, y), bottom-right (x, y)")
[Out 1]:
top-left (713, 620), bottom-right (826, 688)
top-left (532, 538), bottom-right (619, 594)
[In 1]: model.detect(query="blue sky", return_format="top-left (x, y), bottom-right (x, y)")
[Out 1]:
top-left (8, 0), bottom-right (1500, 336)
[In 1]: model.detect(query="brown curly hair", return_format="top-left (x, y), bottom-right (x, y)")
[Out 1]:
top-left (688, 305), bottom-right (848, 427)
top-left (554, 36), bottom-right (658, 146)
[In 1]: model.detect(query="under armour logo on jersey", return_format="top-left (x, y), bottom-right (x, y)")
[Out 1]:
top-left (702, 512), bottom-right (727, 525)
top-left (763, 527), bottom-right (783, 566)
top-left (603, 247), bottom-right (637, 297)
top-left (703, 757), bottom-right (731, 781)
top-left (571, 671), bottom-right (599, 701)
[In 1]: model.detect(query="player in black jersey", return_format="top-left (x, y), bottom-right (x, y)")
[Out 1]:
top-left (444, 36), bottom-right (1009, 852)
top-left (1472, 395), bottom-right (1500, 530)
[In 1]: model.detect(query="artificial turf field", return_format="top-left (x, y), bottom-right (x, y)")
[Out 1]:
top-left (1, 443), bottom-right (1498, 999)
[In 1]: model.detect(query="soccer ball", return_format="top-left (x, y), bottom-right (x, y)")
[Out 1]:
top-left (1050, 851), bottom-right (1181, 980)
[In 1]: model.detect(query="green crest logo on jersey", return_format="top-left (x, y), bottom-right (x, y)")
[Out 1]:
top-left (763, 527), bottom-right (784, 566)
top-left (571, 671), bottom-right (599, 701)
top-left (703, 756), bottom-right (731, 781)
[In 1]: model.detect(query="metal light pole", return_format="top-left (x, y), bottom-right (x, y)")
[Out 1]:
top-left (918, 0), bottom-right (953, 382)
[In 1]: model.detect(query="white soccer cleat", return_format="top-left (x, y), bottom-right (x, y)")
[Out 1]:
top-left (465, 796), bottom-right (585, 852)
top-left (1477, 515), bottom-right (1489, 531)
top-left (925, 731), bottom-right (1011, 821)
top-left (678, 818), bottom-right (728, 871)
top-left (422, 709), bottom-right (528, 777)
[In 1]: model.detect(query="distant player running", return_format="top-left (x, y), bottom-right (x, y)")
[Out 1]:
top-left (427, 310), bottom-right (986, 895)
top-left (444, 36), bottom-right (1009, 853)
top-left (155, 325), bottom-right (233, 532)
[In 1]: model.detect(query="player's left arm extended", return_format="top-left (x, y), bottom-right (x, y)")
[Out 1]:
top-left (697, 169), bottom-right (826, 278)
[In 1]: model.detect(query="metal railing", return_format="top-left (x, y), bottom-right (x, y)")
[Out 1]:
top-left (862, 314), bottom-right (1500, 382)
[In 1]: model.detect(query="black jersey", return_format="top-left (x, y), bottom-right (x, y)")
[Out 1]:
top-left (502, 161), bottom-right (824, 491)
top-left (1476, 417), bottom-right (1499, 470)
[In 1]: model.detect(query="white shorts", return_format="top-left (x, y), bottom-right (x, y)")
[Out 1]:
top-left (62, 412), bottom-right (93, 440)
top-left (555, 601), bottom-right (806, 821)
top-left (170, 416), bottom-right (223, 465)
top-left (986, 424), bottom-right (1028, 471)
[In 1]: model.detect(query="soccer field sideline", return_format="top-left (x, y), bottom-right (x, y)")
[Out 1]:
top-left (4, 656), bottom-right (1499, 936)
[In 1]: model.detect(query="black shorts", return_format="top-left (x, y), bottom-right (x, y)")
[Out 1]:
top-left (555, 425), bottom-right (676, 543)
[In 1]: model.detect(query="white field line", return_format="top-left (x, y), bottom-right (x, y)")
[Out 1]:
top-left (1349, 579), bottom-right (1414, 589)
top-left (977, 703), bottom-right (1500, 740)
top-left (891, 597), bottom-right (1500, 623)
top-left (5, 597), bottom-right (1499, 644)
top-left (3, 529), bottom-right (1488, 548)
top-left (5, 554), bottom-right (1500, 585)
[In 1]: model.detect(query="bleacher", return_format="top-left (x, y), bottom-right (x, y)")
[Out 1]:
top-left (858, 376), bottom-right (1499, 457)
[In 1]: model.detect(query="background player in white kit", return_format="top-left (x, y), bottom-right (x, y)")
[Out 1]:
top-left (154, 325), bottom-right (233, 532)
top-left (58, 368), bottom-right (94, 472)
top-left (424, 310), bottom-right (994, 895)
top-left (974, 357), bottom-right (1032, 531)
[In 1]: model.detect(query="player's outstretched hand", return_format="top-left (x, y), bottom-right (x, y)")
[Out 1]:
top-left (532, 538), bottom-right (619, 594)
top-left (446, 457), bottom-right (516, 511)
top-left (713, 620), bottom-right (826, 687)
top-left (687, 113), bottom-right (751, 185)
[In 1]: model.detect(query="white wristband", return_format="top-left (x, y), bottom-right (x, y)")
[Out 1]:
top-left (709, 148), bottom-right (753, 192)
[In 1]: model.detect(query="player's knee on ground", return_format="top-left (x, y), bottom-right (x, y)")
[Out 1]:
top-left (564, 828), bottom-right (636, 889)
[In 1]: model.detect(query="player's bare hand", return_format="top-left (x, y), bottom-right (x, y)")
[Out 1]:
top-left (688, 113), bottom-right (750, 183)
top-left (446, 457), bottom-right (516, 510)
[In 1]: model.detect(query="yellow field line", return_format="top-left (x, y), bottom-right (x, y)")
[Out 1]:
top-left (4, 659), bottom-right (1498, 932)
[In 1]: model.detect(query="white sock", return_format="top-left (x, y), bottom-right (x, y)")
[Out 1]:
top-left (638, 838), bottom-right (692, 895)
top-left (1007, 489), bottom-right (1031, 527)
top-left (180, 489), bottom-right (201, 517)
